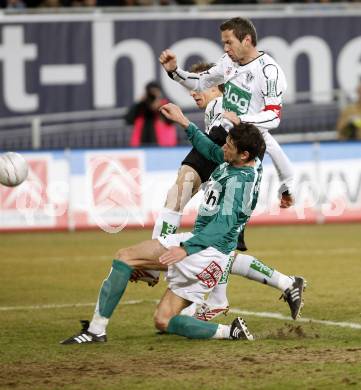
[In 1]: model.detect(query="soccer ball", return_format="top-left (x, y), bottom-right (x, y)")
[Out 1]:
top-left (0, 152), bottom-right (29, 187)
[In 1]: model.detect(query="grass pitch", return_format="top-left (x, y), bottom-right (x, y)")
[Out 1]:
top-left (1, 224), bottom-right (361, 389)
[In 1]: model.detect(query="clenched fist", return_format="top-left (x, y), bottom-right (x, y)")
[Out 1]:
top-left (160, 103), bottom-right (190, 128)
top-left (159, 49), bottom-right (178, 73)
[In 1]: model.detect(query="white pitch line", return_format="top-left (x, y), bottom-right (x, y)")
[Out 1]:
top-left (1, 300), bottom-right (360, 330)
top-left (0, 300), bottom-right (157, 312)
top-left (229, 309), bottom-right (361, 330)
top-left (252, 247), bottom-right (360, 257)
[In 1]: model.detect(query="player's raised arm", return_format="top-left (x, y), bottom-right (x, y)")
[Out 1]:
top-left (159, 49), bottom-right (225, 92)
top-left (160, 103), bottom-right (224, 165)
top-left (159, 49), bottom-right (178, 73)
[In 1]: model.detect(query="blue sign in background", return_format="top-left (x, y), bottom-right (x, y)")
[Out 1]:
top-left (0, 13), bottom-right (360, 116)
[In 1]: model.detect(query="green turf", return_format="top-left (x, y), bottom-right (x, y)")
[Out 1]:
top-left (1, 224), bottom-right (361, 389)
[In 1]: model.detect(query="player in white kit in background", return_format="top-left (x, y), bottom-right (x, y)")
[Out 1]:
top-left (159, 17), bottom-right (294, 206)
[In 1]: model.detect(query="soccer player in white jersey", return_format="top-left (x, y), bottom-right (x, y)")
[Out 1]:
top-left (159, 17), bottom-right (294, 208)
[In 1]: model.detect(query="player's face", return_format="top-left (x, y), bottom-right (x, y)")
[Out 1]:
top-left (222, 136), bottom-right (238, 163)
top-left (190, 89), bottom-right (216, 109)
top-left (221, 30), bottom-right (247, 63)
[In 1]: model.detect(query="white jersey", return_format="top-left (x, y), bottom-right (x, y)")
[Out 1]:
top-left (204, 96), bottom-right (223, 134)
top-left (171, 52), bottom-right (287, 132)
top-left (189, 80), bottom-right (294, 194)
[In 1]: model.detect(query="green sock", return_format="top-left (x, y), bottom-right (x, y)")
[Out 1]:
top-left (166, 315), bottom-right (218, 339)
top-left (97, 259), bottom-right (133, 318)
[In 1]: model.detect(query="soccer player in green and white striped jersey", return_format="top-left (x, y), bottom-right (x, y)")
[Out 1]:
top-left (60, 103), bottom-right (266, 344)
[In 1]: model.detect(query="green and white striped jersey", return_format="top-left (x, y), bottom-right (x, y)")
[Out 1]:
top-left (182, 122), bottom-right (262, 256)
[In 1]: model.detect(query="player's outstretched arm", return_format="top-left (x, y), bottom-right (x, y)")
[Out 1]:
top-left (160, 103), bottom-right (190, 128)
top-left (160, 103), bottom-right (224, 165)
top-left (159, 49), bottom-right (224, 92)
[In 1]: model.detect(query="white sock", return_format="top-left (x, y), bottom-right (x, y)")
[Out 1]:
top-left (212, 324), bottom-right (231, 339)
top-left (152, 208), bottom-right (182, 239)
top-left (232, 254), bottom-right (293, 292)
top-left (88, 313), bottom-right (109, 335)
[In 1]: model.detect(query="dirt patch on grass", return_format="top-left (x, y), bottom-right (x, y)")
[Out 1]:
top-left (1, 345), bottom-right (361, 389)
top-left (260, 323), bottom-right (312, 340)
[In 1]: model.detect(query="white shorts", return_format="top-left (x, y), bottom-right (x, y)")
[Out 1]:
top-left (158, 232), bottom-right (229, 304)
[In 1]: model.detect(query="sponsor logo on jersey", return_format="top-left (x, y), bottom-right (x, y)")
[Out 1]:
top-left (197, 261), bottom-right (223, 288)
top-left (223, 81), bottom-right (252, 115)
top-left (199, 180), bottom-right (222, 215)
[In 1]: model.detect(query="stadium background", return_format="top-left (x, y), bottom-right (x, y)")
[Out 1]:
top-left (1, 4), bottom-right (361, 390)
top-left (0, 4), bottom-right (360, 231)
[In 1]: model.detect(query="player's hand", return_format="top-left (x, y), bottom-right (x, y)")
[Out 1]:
top-left (159, 49), bottom-right (178, 72)
top-left (160, 103), bottom-right (190, 128)
top-left (159, 246), bottom-right (187, 265)
top-left (223, 111), bottom-right (241, 125)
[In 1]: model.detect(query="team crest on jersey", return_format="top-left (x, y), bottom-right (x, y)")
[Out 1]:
top-left (246, 71), bottom-right (254, 83)
top-left (196, 261), bottom-right (223, 288)
top-left (225, 66), bottom-right (232, 76)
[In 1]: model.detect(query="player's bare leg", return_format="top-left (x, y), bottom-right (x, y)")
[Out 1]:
top-left (155, 289), bottom-right (253, 341)
top-left (133, 166), bottom-right (202, 286)
top-left (60, 240), bottom-right (168, 344)
top-left (165, 165), bottom-right (201, 212)
top-left (152, 165), bottom-right (201, 238)
top-left (154, 288), bottom-right (192, 331)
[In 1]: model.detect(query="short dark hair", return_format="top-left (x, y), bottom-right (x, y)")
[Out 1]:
top-left (228, 123), bottom-right (265, 161)
top-left (189, 62), bottom-right (224, 94)
top-left (220, 17), bottom-right (257, 47)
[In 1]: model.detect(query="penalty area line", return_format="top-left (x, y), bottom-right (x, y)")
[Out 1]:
top-left (1, 300), bottom-right (360, 330)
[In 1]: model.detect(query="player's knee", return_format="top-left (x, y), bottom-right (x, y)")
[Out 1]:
top-left (115, 247), bottom-right (132, 263)
top-left (153, 312), bottom-right (170, 332)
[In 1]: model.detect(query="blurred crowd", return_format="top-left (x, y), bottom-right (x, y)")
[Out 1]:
top-left (3, 0), bottom-right (361, 10)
